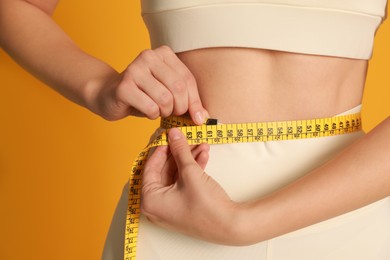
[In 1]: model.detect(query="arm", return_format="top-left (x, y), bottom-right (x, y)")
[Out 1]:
top-left (238, 116), bottom-right (390, 244)
top-left (0, 0), bottom-right (207, 123)
top-left (142, 118), bottom-right (390, 245)
top-left (0, 0), bottom-right (116, 114)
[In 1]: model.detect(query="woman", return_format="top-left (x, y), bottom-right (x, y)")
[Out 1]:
top-left (1, 0), bottom-right (389, 259)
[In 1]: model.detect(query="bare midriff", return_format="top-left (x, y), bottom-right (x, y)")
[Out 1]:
top-left (177, 47), bottom-right (368, 124)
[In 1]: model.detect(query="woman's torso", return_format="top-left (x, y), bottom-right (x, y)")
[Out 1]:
top-left (141, 0), bottom-right (386, 123)
top-left (177, 48), bottom-right (367, 123)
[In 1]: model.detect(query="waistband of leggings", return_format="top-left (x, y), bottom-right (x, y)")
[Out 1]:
top-left (335, 104), bottom-right (361, 116)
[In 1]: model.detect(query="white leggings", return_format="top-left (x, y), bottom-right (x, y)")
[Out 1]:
top-left (102, 105), bottom-right (390, 260)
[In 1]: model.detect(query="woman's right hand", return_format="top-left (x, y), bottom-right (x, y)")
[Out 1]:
top-left (90, 45), bottom-right (208, 125)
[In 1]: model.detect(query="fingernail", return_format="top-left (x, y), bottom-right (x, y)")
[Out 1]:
top-left (195, 112), bottom-right (204, 125)
top-left (169, 128), bottom-right (182, 141)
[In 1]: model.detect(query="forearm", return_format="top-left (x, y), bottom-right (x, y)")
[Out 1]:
top-left (0, 0), bottom-right (118, 112)
top-left (239, 117), bottom-right (390, 244)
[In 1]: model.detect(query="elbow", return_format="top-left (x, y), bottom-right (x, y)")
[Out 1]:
top-left (11, 0), bottom-right (61, 17)
top-left (24, 0), bottom-right (60, 16)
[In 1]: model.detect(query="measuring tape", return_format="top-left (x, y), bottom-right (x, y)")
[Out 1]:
top-left (124, 112), bottom-right (362, 259)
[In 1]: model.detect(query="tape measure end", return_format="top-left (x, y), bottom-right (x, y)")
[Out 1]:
top-left (205, 118), bottom-right (219, 125)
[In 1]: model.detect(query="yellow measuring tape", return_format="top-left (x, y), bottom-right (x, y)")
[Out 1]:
top-left (124, 112), bottom-right (362, 259)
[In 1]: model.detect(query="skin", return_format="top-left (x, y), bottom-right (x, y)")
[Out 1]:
top-left (1, 0), bottom-right (389, 247)
top-left (177, 47), bottom-right (367, 123)
top-left (0, 0), bottom-right (208, 124)
top-left (143, 126), bottom-right (390, 245)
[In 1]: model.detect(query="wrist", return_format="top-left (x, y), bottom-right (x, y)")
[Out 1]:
top-left (214, 200), bottom-right (263, 246)
top-left (231, 199), bottom-right (277, 246)
top-left (229, 201), bottom-right (259, 246)
top-left (83, 71), bottom-right (121, 119)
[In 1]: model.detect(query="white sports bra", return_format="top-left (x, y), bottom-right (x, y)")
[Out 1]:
top-left (141, 0), bottom-right (388, 59)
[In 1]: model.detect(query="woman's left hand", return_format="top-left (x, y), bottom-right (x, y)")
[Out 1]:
top-left (141, 128), bottom-right (241, 245)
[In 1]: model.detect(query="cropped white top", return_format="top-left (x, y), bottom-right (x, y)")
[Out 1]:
top-left (141, 0), bottom-right (387, 59)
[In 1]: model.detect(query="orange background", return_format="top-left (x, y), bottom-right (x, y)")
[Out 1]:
top-left (0, 1), bottom-right (389, 259)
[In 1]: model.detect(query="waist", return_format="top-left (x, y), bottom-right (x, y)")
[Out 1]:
top-left (177, 48), bottom-right (367, 123)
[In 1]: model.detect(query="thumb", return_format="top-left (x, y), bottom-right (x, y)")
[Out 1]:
top-left (168, 128), bottom-right (198, 170)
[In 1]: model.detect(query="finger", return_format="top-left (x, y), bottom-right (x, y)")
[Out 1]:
top-left (166, 144), bottom-right (208, 180)
top-left (187, 82), bottom-right (209, 125)
top-left (154, 46), bottom-right (208, 124)
top-left (160, 153), bottom-right (177, 186)
top-left (157, 144), bottom-right (207, 184)
top-left (193, 143), bottom-right (210, 170)
top-left (196, 150), bottom-right (209, 170)
top-left (135, 74), bottom-right (174, 118)
top-left (168, 128), bottom-right (198, 170)
top-left (190, 143), bottom-right (209, 161)
top-left (150, 65), bottom-right (189, 116)
top-left (116, 80), bottom-right (160, 119)
top-left (142, 146), bottom-right (169, 193)
top-left (139, 47), bottom-right (189, 116)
